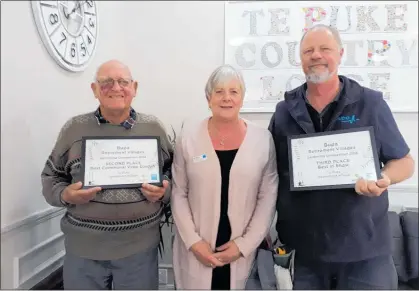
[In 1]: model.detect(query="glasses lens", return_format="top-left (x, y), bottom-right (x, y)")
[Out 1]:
top-left (99, 79), bottom-right (114, 90)
top-left (117, 79), bottom-right (131, 87)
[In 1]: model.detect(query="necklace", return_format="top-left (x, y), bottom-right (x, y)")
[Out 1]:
top-left (215, 128), bottom-right (229, 146)
top-left (210, 119), bottom-right (232, 146)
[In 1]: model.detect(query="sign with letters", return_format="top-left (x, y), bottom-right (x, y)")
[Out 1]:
top-left (224, 1), bottom-right (418, 112)
top-left (288, 127), bottom-right (381, 191)
top-left (80, 136), bottom-right (163, 189)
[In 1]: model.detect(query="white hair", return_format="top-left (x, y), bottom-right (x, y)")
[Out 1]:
top-left (205, 65), bottom-right (246, 100)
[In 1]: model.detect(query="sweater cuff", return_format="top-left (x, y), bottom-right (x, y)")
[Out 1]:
top-left (52, 183), bottom-right (70, 207)
top-left (185, 234), bottom-right (203, 251)
top-left (233, 237), bottom-right (251, 258)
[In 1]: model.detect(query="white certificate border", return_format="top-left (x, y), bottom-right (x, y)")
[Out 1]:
top-left (80, 136), bottom-right (163, 189)
top-left (287, 127), bottom-right (382, 191)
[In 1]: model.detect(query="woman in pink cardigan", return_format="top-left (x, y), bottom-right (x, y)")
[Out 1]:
top-left (171, 65), bottom-right (279, 289)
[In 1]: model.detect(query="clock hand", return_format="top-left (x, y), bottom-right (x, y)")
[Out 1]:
top-left (62, 6), bottom-right (70, 19)
top-left (69, 1), bottom-right (82, 16)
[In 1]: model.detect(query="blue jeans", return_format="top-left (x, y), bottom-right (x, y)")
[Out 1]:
top-left (63, 246), bottom-right (159, 290)
top-left (293, 254), bottom-right (398, 290)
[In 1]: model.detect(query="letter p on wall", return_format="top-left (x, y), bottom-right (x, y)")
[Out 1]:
top-left (302, 7), bottom-right (327, 32)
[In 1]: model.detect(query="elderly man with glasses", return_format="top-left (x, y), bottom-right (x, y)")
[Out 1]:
top-left (41, 60), bottom-right (173, 290)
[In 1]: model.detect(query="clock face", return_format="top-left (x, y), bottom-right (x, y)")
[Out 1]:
top-left (31, 1), bottom-right (99, 72)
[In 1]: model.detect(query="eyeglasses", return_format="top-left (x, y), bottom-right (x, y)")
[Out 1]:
top-left (96, 78), bottom-right (133, 90)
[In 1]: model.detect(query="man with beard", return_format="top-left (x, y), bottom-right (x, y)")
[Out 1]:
top-left (268, 24), bottom-right (415, 289)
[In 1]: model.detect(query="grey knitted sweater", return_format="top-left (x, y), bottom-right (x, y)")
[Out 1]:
top-left (41, 110), bottom-right (173, 260)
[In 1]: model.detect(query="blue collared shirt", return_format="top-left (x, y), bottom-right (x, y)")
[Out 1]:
top-left (94, 107), bottom-right (137, 129)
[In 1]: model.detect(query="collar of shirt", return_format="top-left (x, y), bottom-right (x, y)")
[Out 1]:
top-left (94, 107), bottom-right (137, 129)
top-left (303, 81), bottom-right (343, 116)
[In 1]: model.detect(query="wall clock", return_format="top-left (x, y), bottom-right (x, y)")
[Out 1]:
top-left (31, 1), bottom-right (99, 72)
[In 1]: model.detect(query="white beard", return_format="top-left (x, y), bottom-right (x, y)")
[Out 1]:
top-left (306, 68), bottom-right (336, 84)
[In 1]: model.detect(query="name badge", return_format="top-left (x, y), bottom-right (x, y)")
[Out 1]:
top-left (193, 154), bottom-right (208, 163)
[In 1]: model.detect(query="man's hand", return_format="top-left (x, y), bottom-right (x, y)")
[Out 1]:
top-left (190, 240), bottom-right (224, 268)
top-left (355, 173), bottom-right (391, 197)
top-left (141, 180), bottom-right (169, 202)
top-left (61, 181), bottom-right (101, 205)
top-left (213, 241), bottom-right (241, 265)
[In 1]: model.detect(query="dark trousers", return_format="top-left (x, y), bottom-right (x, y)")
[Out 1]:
top-left (63, 247), bottom-right (159, 290)
top-left (293, 254), bottom-right (398, 290)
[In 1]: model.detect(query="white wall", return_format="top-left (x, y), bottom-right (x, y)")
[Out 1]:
top-left (1, 1), bottom-right (132, 227)
top-left (1, 1), bottom-right (417, 289)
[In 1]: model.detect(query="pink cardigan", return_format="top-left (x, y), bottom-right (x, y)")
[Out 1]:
top-left (171, 117), bottom-right (278, 289)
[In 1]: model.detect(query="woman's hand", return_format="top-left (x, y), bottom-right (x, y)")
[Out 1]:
top-left (190, 240), bottom-right (224, 268)
top-left (213, 241), bottom-right (242, 264)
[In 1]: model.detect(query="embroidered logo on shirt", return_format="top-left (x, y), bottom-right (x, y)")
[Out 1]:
top-left (193, 154), bottom-right (207, 163)
top-left (337, 115), bottom-right (360, 124)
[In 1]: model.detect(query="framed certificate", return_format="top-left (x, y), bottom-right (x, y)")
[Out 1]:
top-left (80, 136), bottom-right (163, 189)
top-left (287, 127), bottom-right (381, 191)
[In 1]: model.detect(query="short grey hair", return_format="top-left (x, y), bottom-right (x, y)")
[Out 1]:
top-left (300, 24), bottom-right (343, 49)
top-left (205, 65), bottom-right (246, 101)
